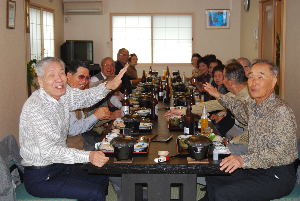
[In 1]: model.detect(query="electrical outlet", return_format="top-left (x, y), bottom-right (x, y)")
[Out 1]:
top-left (106, 42), bottom-right (110, 48)
top-left (65, 16), bottom-right (68, 23)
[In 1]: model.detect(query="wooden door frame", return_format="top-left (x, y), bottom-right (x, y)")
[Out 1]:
top-left (258, 0), bottom-right (284, 98)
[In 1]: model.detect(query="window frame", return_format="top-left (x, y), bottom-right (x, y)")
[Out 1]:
top-left (110, 13), bottom-right (194, 66)
top-left (29, 3), bottom-right (55, 60)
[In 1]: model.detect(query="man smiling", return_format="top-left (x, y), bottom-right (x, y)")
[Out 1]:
top-left (203, 59), bottom-right (297, 201)
top-left (66, 60), bottom-right (111, 151)
top-left (19, 57), bottom-right (127, 201)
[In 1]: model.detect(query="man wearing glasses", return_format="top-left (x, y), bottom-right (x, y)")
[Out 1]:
top-left (115, 48), bottom-right (132, 94)
top-left (66, 59), bottom-right (111, 151)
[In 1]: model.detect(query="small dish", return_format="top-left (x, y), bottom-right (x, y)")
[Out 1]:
top-left (136, 110), bottom-right (150, 116)
top-left (214, 147), bottom-right (229, 153)
top-left (178, 135), bottom-right (192, 139)
top-left (158, 151), bottom-right (169, 157)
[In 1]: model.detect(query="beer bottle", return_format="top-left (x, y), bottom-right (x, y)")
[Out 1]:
top-left (176, 70), bottom-right (181, 83)
top-left (150, 87), bottom-right (158, 120)
top-left (121, 89), bottom-right (130, 117)
top-left (164, 79), bottom-right (170, 103)
top-left (182, 72), bottom-right (186, 83)
top-left (201, 105), bottom-right (209, 135)
top-left (166, 66), bottom-right (170, 77)
top-left (184, 100), bottom-right (195, 135)
top-left (157, 78), bottom-right (164, 101)
top-left (141, 70), bottom-right (146, 83)
top-left (189, 89), bottom-right (195, 106)
top-left (149, 66), bottom-right (153, 76)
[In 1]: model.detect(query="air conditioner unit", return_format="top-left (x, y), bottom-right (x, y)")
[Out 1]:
top-left (64, 1), bottom-right (103, 15)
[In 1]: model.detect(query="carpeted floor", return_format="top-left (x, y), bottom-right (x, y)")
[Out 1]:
top-left (105, 181), bottom-right (206, 201)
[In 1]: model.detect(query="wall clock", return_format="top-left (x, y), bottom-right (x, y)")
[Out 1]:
top-left (244, 0), bottom-right (250, 12)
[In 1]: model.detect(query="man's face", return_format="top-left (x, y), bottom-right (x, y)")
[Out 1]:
top-left (118, 49), bottom-right (129, 65)
top-left (100, 58), bottom-right (115, 77)
top-left (199, 62), bottom-right (208, 75)
top-left (209, 61), bottom-right (218, 75)
top-left (67, 67), bottom-right (89, 90)
top-left (192, 57), bottom-right (199, 68)
top-left (38, 61), bottom-right (67, 100)
top-left (238, 59), bottom-right (250, 77)
top-left (214, 70), bottom-right (224, 86)
top-left (248, 63), bottom-right (277, 105)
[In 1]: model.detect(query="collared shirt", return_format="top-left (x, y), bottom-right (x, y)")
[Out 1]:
top-left (19, 83), bottom-right (110, 166)
top-left (67, 85), bottom-right (98, 136)
top-left (218, 92), bottom-right (298, 169)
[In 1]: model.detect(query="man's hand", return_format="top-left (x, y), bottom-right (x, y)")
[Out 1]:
top-left (164, 108), bottom-right (186, 119)
top-left (105, 66), bottom-right (128, 90)
top-left (203, 83), bottom-right (221, 99)
top-left (210, 114), bottom-right (225, 123)
top-left (94, 107), bottom-right (110, 120)
top-left (110, 110), bottom-right (122, 120)
top-left (89, 151), bottom-right (109, 167)
top-left (220, 155), bottom-right (243, 173)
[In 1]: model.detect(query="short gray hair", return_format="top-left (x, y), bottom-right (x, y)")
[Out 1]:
top-left (251, 59), bottom-right (278, 77)
top-left (101, 57), bottom-right (114, 66)
top-left (237, 57), bottom-right (251, 68)
top-left (35, 57), bottom-right (65, 77)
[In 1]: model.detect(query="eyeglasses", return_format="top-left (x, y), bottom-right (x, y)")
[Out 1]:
top-left (103, 63), bottom-right (115, 67)
top-left (120, 54), bottom-right (129, 57)
top-left (75, 74), bottom-right (90, 81)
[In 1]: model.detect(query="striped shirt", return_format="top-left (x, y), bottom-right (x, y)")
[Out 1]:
top-left (19, 83), bottom-right (110, 166)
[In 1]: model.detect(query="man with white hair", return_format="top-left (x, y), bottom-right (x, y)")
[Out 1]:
top-left (203, 59), bottom-right (297, 201)
top-left (19, 57), bottom-right (127, 201)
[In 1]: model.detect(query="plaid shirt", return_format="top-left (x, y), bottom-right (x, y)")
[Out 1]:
top-left (19, 83), bottom-right (110, 166)
top-left (218, 92), bottom-right (298, 169)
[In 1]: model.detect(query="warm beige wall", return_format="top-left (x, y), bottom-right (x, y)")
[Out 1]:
top-left (283, 0), bottom-right (300, 146)
top-left (0, 0), bottom-right (64, 143)
top-left (64, 0), bottom-right (241, 77)
top-left (240, 0), bottom-right (259, 62)
top-left (0, 0), bottom-right (27, 142)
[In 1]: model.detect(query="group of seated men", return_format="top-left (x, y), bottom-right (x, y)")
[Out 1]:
top-left (18, 50), bottom-right (298, 201)
top-left (166, 58), bottom-right (298, 200)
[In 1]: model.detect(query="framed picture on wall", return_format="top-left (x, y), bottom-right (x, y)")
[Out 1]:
top-left (206, 9), bottom-right (230, 29)
top-left (7, 0), bottom-right (16, 29)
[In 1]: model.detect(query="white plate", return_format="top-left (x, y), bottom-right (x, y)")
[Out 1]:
top-left (134, 142), bottom-right (148, 152)
top-left (214, 147), bottom-right (229, 153)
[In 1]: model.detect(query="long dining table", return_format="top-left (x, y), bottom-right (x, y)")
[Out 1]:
top-left (83, 98), bottom-right (228, 201)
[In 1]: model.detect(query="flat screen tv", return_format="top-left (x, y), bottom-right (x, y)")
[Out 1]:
top-left (60, 40), bottom-right (93, 66)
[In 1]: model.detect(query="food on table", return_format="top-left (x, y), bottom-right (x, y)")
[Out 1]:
top-left (179, 138), bottom-right (189, 149)
top-left (169, 117), bottom-right (181, 126)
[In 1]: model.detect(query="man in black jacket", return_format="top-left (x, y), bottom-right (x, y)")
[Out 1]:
top-left (115, 48), bottom-right (132, 94)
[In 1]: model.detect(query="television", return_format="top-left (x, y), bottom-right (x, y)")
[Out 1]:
top-left (60, 40), bottom-right (93, 66)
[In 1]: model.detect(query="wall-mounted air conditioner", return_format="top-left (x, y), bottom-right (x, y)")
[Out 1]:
top-left (64, 1), bottom-right (103, 15)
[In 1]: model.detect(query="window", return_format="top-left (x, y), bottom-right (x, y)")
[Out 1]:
top-left (112, 14), bottom-right (192, 64)
top-left (29, 5), bottom-right (54, 60)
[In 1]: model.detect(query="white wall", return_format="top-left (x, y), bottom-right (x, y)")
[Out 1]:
top-left (240, 0), bottom-right (259, 61)
top-left (64, 0), bottom-right (241, 77)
